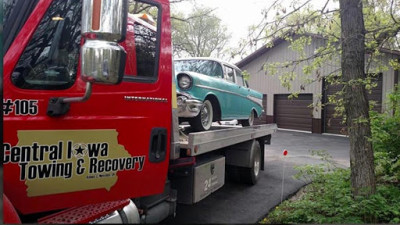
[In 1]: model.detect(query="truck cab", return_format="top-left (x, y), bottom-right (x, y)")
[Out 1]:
top-left (4, 0), bottom-right (172, 218)
top-left (3, 0), bottom-right (276, 223)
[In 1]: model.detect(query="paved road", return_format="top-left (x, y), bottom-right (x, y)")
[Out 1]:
top-left (165, 130), bottom-right (350, 224)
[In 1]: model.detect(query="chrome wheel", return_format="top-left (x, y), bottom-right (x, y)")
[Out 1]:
top-left (241, 110), bottom-right (255, 127)
top-left (200, 100), bottom-right (213, 130)
top-left (253, 148), bottom-right (261, 177)
top-left (248, 110), bottom-right (255, 126)
top-left (190, 100), bottom-right (213, 131)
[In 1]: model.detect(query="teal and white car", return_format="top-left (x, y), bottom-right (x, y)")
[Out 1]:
top-left (175, 57), bottom-right (263, 131)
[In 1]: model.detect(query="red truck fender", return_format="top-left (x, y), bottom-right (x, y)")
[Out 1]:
top-left (4, 194), bottom-right (21, 224)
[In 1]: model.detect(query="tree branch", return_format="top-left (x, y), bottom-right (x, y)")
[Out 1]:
top-left (390, 0), bottom-right (399, 24)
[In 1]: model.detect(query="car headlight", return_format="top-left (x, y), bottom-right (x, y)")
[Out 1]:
top-left (177, 73), bottom-right (193, 90)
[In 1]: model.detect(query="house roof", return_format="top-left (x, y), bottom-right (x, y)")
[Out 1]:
top-left (236, 33), bottom-right (400, 68)
top-left (235, 38), bottom-right (284, 68)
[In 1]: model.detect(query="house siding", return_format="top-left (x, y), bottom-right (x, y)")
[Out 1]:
top-left (239, 36), bottom-right (398, 133)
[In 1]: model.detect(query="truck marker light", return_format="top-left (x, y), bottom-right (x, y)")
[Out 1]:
top-left (52, 15), bottom-right (64, 21)
top-left (92, 0), bottom-right (101, 31)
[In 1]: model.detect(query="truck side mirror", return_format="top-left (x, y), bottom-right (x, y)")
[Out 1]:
top-left (80, 0), bottom-right (128, 85)
top-left (81, 40), bottom-right (126, 85)
top-left (47, 0), bottom-right (128, 117)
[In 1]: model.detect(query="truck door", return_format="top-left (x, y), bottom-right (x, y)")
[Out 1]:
top-left (3, 0), bottom-right (172, 215)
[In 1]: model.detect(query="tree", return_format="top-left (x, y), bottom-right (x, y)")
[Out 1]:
top-left (237, 0), bottom-right (400, 197)
top-left (339, 0), bottom-right (376, 196)
top-left (171, 5), bottom-right (231, 58)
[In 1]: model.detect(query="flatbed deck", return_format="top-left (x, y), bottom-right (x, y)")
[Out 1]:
top-left (179, 124), bottom-right (278, 156)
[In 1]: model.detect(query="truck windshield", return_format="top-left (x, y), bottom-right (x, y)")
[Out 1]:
top-left (10, 0), bottom-right (82, 90)
top-left (4, 0), bottom-right (39, 54)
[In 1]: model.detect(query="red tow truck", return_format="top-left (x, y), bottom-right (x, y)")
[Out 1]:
top-left (3, 0), bottom-right (277, 223)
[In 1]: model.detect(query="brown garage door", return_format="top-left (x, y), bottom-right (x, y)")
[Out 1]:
top-left (274, 94), bottom-right (313, 132)
top-left (323, 74), bottom-right (383, 134)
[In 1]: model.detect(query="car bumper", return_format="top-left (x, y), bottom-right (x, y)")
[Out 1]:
top-left (177, 93), bottom-right (203, 118)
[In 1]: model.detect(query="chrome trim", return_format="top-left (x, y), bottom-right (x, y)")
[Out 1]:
top-left (195, 84), bottom-right (263, 108)
top-left (63, 82), bottom-right (92, 103)
top-left (82, 0), bottom-right (127, 42)
top-left (95, 200), bottom-right (140, 224)
top-left (247, 95), bottom-right (263, 108)
top-left (177, 95), bottom-right (203, 118)
top-left (81, 40), bottom-right (126, 84)
top-left (195, 84), bottom-right (242, 97)
top-left (124, 96), bottom-right (168, 103)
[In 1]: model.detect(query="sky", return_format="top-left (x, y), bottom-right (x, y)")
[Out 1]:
top-left (173, 0), bottom-right (339, 61)
top-left (174, 0), bottom-right (270, 45)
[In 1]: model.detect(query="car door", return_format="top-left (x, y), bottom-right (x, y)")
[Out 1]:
top-left (3, 0), bottom-right (171, 214)
top-left (220, 65), bottom-right (241, 119)
top-left (233, 68), bottom-right (252, 117)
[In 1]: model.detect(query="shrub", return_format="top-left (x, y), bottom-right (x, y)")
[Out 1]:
top-left (262, 88), bottom-right (400, 224)
top-left (262, 165), bottom-right (400, 224)
top-left (370, 86), bottom-right (400, 184)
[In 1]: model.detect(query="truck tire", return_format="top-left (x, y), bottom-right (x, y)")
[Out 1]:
top-left (226, 140), bottom-right (261, 185)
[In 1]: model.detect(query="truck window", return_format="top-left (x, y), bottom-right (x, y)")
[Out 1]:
top-left (124, 1), bottom-right (160, 81)
top-left (11, 0), bottom-right (81, 90)
top-left (4, 0), bottom-right (40, 53)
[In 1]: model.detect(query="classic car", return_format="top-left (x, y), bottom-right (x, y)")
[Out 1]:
top-left (174, 57), bottom-right (264, 131)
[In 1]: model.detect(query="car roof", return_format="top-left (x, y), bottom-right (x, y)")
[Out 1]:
top-left (174, 57), bottom-right (241, 71)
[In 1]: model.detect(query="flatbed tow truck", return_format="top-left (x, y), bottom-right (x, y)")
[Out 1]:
top-left (3, 0), bottom-right (277, 223)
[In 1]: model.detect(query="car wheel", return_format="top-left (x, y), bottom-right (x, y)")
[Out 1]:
top-left (190, 100), bottom-right (213, 131)
top-left (241, 110), bottom-right (255, 127)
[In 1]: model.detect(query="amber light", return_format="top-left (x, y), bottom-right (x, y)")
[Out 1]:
top-left (92, 0), bottom-right (101, 31)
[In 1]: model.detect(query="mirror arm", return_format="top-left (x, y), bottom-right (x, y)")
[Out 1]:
top-left (62, 82), bottom-right (92, 103)
top-left (47, 82), bottom-right (92, 117)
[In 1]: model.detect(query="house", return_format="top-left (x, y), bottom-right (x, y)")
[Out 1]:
top-left (237, 34), bottom-right (400, 134)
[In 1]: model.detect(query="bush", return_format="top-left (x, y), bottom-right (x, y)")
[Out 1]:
top-left (262, 166), bottom-right (400, 224)
top-left (370, 86), bottom-right (400, 184)
top-left (261, 88), bottom-right (400, 224)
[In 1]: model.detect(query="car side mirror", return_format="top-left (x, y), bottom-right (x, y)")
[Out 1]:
top-left (245, 80), bottom-right (250, 88)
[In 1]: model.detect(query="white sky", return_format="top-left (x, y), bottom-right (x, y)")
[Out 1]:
top-left (173, 0), bottom-right (339, 61)
top-left (174, 0), bottom-right (270, 44)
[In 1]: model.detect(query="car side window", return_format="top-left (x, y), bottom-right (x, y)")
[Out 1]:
top-left (224, 66), bottom-right (235, 83)
top-left (11, 0), bottom-right (81, 90)
top-left (212, 62), bottom-right (224, 78)
top-left (235, 69), bottom-right (246, 87)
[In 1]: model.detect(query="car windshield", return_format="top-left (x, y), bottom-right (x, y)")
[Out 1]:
top-left (174, 60), bottom-right (223, 77)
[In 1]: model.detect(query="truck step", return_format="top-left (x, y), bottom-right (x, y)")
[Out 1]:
top-left (38, 199), bottom-right (130, 224)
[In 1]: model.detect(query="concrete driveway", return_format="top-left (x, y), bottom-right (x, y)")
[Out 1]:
top-left (166, 130), bottom-right (350, 224)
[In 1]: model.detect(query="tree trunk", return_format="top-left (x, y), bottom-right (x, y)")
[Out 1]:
top-left (339, 0), bottom-right (376, 196)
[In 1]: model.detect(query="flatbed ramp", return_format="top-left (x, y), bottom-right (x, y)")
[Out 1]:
top-left (179, 124), bottom-right (278, 156)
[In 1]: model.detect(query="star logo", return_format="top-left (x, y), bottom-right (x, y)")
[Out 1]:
top-left (73, 143), bottom-right (87, 157)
